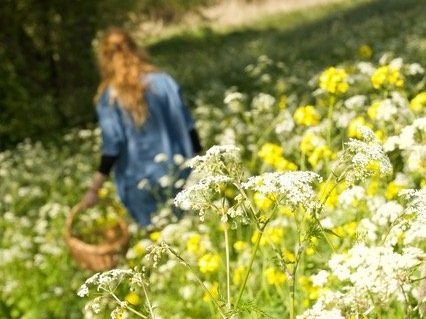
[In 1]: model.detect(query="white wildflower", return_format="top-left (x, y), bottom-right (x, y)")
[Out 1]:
top-left (189, 145), bottom-right (241, 177)
top-left (342, 126), bottom-right (392, 185)
top-left (252, 93), bottom-right (276, 111)
top-left (242, 171), bottom-right (322, 211)
top-left (311, 270), bottom-right (330, 287)
top-left (344, 95), bottom-right (367, 109)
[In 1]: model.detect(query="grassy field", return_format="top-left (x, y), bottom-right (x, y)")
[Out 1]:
top-left (149, 0), bottom-right (425, 106)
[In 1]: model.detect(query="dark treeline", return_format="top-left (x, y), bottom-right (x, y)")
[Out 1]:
top-left (0, 0), bottom-right (214, 149)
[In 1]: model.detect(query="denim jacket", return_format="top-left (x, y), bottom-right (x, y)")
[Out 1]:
top-left (96, 72), bottom-right (195, 203)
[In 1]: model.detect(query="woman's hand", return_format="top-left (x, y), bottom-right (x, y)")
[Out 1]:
top-left (80, 172), bottom-right (107, 208)
top-left (80, 189), bottom-right (99, 208)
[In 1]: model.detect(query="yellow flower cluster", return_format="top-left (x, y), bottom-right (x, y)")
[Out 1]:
top-left (410, 92), bottom-right (426, 112)
top-left (233, 265), bottom-right (246, 285)
top-left (299, 276), bottom-right (320, 306)
top-left (385, 181), bottom-right (404, 200)
top-left (371, 65), bottom-right (404, 90)
top-left (258, 143), bottom-right (297, 171)
top-left (367, 101), bottom-right (381, 120)
top-left (318, 181), bottom-right (346, 208)
top-left (253, 192), bottom-right (273, 210)
top-left (294, 105), bottom-right (321, 126)
top-left (319, 67), bottom-right (349, 94)
top-left (307, 145), bottom-right (335, 168)
top-left (198, 253), bottom-right (220, 274)
top-left (300, 131), bottom-right (321, 154)
top-left (347, 116), bottom-right (372, 139)
top-left (149, 231), bottom-right (161, 242)
top-left (251, 227), bottom-right (284, 246)
top-left (233, 240), bottom-right (248, 252)
top-left (187, 233), bottom-right (202, 254)
top-left (265, 267), bottom-right (287, 285)
top-left (203, 282), bottom-right (219, 302)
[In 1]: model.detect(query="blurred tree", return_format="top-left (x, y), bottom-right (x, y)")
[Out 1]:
top-left (0, 0), bottom-right (137, 148)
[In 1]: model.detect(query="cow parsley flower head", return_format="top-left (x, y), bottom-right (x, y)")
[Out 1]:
top-left (189, 145), bottom-right (242, 178)
top-left (77, 269), bottom-right (134, 298)
top-left (242, 171), bottom-right (322, 211)
top-left (174, 175), bottom-right (234, 221)
top-left (341, 126), bottom-right (392, 185)
top-left (328, 244), bottom-right (424, 303)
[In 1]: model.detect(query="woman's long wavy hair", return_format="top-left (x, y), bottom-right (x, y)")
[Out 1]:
top-left (96, 28), bottom-right (155, 126)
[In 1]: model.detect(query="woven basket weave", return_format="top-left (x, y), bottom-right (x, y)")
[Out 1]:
top-left (64, 203), bottom-right (130, 271)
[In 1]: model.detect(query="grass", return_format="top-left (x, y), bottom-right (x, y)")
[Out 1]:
top-left (146, 0), bottom-right (426, 105)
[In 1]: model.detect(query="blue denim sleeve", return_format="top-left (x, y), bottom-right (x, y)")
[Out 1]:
top-left (96, 93), bottom-right (124, 156)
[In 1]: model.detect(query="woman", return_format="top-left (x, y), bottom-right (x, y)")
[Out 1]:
top-left (81, 28), bottom-right (201, 226)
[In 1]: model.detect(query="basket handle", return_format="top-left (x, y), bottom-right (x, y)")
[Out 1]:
top-left (64, 202), bottom-right (83, 241)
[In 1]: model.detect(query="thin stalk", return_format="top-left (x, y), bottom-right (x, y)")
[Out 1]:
top-left (224, 224), bottom-right (232, 311)
top-left (235, 225), bottom-right (265, 308)
top-left (141, 280), bottom-right (156, 319)
top-left (166, 248), bottom-right (227, 318)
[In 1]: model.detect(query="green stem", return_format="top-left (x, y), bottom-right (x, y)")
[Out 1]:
top-left (166, 247), bottom-right (228, 318)
top-left (235, 225), bottom-right (265, 308)
top-left (141, 280), bottom-right (156, 319)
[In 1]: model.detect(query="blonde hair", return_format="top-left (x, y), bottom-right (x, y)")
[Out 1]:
top-left (96, 28), bottom-right (155, 125)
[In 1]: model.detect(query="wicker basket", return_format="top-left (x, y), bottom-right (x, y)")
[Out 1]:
top-left (64, 203), bottom-right (130, 271)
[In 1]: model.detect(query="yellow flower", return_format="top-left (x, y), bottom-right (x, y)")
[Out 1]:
top-left (149, 231), bottom-right (161, 242)
top-left (253, 192), bottom-right (273, 211)
top-left (275, 157), bottom-right (298, 172)
top-left (198, 253), bottom-right (220, 274)
top-left (319, 67), bottom-right (349, 94)
top-left (233, 266), bottom-right (246, 285)
top-left (306, 247), bottom-right (315, 256)
top-left (203, 282), bottom-right (219, 302)
top-left (258, 143), bottom-right (284, 167)
top-left (343, 221), bottom-right (358, 237)
top-left (410, 92), bottom-right (426, 112)
top-left (265, 227), bottom-right (284, 245)
top-left (317, 180), bottom-right (342, 208)
top-left (367, 178), bottom-right (380, 196)
top-left (97, 187), bottom-right (109, 199)
top-left (233, 241), bottom-right (247, 252)
top-left (367, 101), bottom-right (380, 120)
top-left (358, 44), bottom-right (373, 59)
top-left (371, 65), bottom-right (404, 90)
top-left (385, 181), bottom-right (403, 200)
top-left (282, 250), bottom-right (296, 263)
top-left (307, 145), bottom-right (335, 168)
top-left (294, 105), bottom-right (321, 126)
top-left (279, 206), bottom-right (293, 217)
top-left (265, 267), bottom-right (287, 285)
top-left (347, 116), bottom-right (371, 139)
top-left (125, 292), bottom-right (141, 306)
top-left (133, 242), bottom-right (145, 257)
top-left (186, 234), bottom-right (201, 253)
top-left (300, 131), bottom-right (322, 154)
top-left (375, 130), bottom-right (385, 143)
